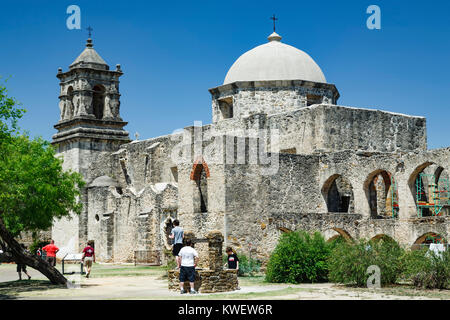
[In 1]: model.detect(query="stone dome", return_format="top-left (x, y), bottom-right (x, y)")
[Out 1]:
top-left (223, 32), bottom-right (326, 85)
top-left (70, 38), bottom-right (109, 70)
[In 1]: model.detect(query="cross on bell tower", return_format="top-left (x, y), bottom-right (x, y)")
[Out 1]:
top-left (270, 14), bottom-right (278, 32)
top-left (86, 26), bottom-right (93, 38)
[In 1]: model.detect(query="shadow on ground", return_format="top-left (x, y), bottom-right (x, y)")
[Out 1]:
top-left (0, 280), bottom-right (98, 300)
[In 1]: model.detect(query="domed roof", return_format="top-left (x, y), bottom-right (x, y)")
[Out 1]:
top-left (223, 32), bottom-right (326, 85)
top-left (70, 38), bottom-right (109, 70)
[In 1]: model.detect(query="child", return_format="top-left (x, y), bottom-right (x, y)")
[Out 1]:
top-left (225, 247), bottom-right (240, 290)
top-left (225, 247), bottom-right (239, 271)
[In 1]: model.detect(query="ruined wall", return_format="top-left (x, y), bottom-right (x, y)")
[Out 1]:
top-left (80, 133), bottom-right (181, 263)
top-left (58, 99), bottom-right (447, 266)
top-left (214, 104), bottom-right (426, 156)
top-left (219, 147), bottom-right (449, 262)
top-left (319, 105), bottom-right (427, 152)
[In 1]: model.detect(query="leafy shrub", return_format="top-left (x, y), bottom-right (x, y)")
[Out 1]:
top-left (328, 238), bottom-right (404, 287)
top-left (237, 254), bottom-right (261, 276)
top-left (403, 248), bottom-right (450, 289)
top-left (265, 230), bottom-right (331, 283)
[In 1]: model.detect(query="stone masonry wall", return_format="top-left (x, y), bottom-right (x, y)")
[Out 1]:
top-left (168, 231), bottom-right (238, 293)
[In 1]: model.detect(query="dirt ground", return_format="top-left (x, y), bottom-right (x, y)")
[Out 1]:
top-left (0, 263), bottom-right (448, 300)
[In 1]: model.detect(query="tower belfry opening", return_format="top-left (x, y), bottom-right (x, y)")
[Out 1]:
top-left (92, 84), bottom-right (105, 119)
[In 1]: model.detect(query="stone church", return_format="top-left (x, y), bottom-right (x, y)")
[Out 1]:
top-left (51, 31), bottom-right (450, 265)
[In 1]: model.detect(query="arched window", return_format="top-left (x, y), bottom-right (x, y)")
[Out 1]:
top-left (190, 158), bottom-right (210, 213)
top-left (196, 166), bottom-right (208, 213)
top-left (66, 86), bottom-right (74, 118)
top-left (92, 84), bottom-right (105, 119)
top-left (409, 163), bottom-right (449, 217)
top-left (322, 175), bottom-right (354, 213)
top-left (364, 170), bottom-right (399, 219)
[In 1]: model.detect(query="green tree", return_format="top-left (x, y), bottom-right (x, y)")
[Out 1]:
top-left (0, 79), bottom-right (84, 285)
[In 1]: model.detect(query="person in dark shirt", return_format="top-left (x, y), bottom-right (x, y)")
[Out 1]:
top-left (225, 247), bottom-right (239, 270)
top-left (17, 262), bottom-right (31, 280)
top-left (17, 244), bottom-right (31, 280)
top-left (224, 247), bottom-right (240, 290)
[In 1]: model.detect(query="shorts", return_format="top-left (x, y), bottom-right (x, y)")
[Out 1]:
top-left (16, 263), bottom-right (27, 273)
top-left (84, 257), bottom-right (93, 267)
top-left (179, 266), bottom-right (196, 282)
top-left (47, 256), bottom-right (56, 267)
top-left (172, 243), bottom-right (183, 256)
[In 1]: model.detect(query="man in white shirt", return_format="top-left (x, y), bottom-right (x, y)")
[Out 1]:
top-left (177, 239), bottom-right (199, 294)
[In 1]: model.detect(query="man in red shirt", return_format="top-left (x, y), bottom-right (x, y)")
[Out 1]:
top-left (82, 241), bottom-right (95, 278)
top-left (42, 240), bottom-right (59, 267)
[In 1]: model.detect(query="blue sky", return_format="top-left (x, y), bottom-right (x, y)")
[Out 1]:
top-left (1, 0), bottom-right (449, 148)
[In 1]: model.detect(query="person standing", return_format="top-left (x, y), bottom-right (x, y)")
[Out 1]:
top-left (17, 262), bottom-right (31, 280)
top-left (225, 247), bottom-right (239, 271)
top-left (177, 239), bottom-right (199, 294)
top-left (17, 244), bottom-right (31, 280)
top-left (225, 247), bottom-right (240, 290)
top-left (82, 241), bottom-right (95, 278)
top-left (42, 240), bottom-right (59, 267)
top-left (169, 219), bottom-right (184, 258)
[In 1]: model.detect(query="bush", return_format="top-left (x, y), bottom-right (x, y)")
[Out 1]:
top-left (265, 230), bottom-right (331, 283)
top-left (328, 238), bottom-right (404, 287)
top-left (237, 254), bottom-right (261, 276)
top-left (403, 248), bottom-right (450, 289)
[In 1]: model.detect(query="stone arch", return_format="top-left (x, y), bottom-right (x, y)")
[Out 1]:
top-left (321, 174), bottom-right (354, 213)
top-left (434, 166), bottom-right (450, 216)
top-left (412, 232), bottom-right (447, 250)
top-left (363, 170), bottom-right (398, 219)
top-left (190, 157), bottom-right (209, 213)
top-left (190, 157), bottom-right (210, 181)
top-left (370, 234), bottom-right (396, 243)
top-left (408, 162), bottom-right (449, 217)
top-left (323, 228), bottom-right (353, 243)
top-left (92, 84), bottom-right (106, 119)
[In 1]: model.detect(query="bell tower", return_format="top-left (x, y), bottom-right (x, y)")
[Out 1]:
top-left (53, 38), bottom-right (129, 151)
top-left (51, 38), bottom-right (130, 255)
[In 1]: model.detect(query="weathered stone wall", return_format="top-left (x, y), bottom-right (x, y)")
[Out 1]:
top-left (52, 138), bottom-right (123, 257)
top-left (210, 80), bottom-right (338, 123)
top-left (214, 104), bottom-right (426, 155)
top-left (63, 126), bottom-right (449, 265)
